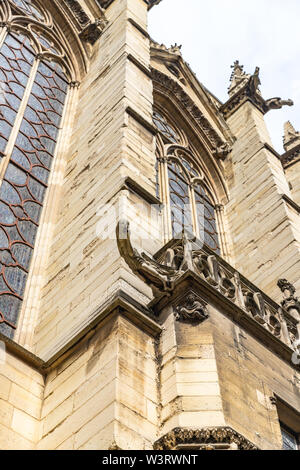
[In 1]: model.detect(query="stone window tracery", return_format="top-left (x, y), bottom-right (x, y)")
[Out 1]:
top-left (0, 0), bottom-right (76, 338)
top-left (154, 110), bottom-right (220, 253)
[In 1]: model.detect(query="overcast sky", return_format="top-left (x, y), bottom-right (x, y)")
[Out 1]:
top-left (149, 0), bottom-right (300, 153)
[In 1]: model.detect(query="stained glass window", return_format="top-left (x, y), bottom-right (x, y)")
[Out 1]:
top-left (167, 157), bottom-right (220, 253)
top-left (0, 34), bottom-right (35, 156)
top-left (11, 0), bottom-right (45, 21)
top-left (0, 9), bottom-right (69, 337)
top-left (153, 111), bottom-right (180, 144)
top-left (154, 109), bottom-right (220, 252)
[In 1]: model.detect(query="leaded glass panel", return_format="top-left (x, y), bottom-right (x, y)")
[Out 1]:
top-left (0, 33), bottom-right (35, 155)
top-left (0, 55), bottom-right (68, 337)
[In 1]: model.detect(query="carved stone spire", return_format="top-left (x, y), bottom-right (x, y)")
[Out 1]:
top-left (283, 121), bottom-right (300, 152)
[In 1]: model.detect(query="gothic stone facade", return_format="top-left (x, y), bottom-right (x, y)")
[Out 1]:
top-left (0, 0), bottom-right (299, 450)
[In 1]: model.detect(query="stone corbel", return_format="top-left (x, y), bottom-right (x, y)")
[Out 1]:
top-left (222, 63), bottom-right (294, 119)
top-left (79, 16), bottom-right (108, 45)
top-left (212, 142), bottom-right (232, 160)
top-left (175, 292), bottom-right (209, 323)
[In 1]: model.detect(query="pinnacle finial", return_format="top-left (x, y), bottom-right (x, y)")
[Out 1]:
top-left (230, 60), bottom-right (245, 80)
top-left (228, 60), bottom-right (251, 97)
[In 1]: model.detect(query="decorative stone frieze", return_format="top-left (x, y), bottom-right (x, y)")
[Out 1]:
top-left (117, 220), bottom-right (300, 362)
top-left (222, 61), bottom-right (293, 119)
top-left (153, 427), bottom-right (258, 450)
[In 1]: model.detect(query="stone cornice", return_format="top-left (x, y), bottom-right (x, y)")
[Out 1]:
top-left (281, 143), bottom-right (300, 169)
top-left (151, 68), bottom-right (232, 156)
top-left (154, 427), bottom-right (258, 450)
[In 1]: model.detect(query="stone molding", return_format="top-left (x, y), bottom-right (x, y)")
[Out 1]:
top-left (62, 0), bottom-right (108, 43)
top-left (63, 0), bottom-right (91, 27)
top-left (0, 290), bottom-right (161, 374)
top-left (153, 427), bottom-right (258, 450)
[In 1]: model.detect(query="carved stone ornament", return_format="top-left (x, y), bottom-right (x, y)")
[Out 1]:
top-left (79, 17), bottom-right (108, 45)
top-left (281, 122), bottom-right (300, 168)
top-left (153, 427), bottom-right (258, 450)
top-left (97, 0), bottom-right (162, 9)
top-left (278, 279), bottom-right (300, 314)
top-left (212, 142), bottom-right (233, 160)
top-left (283, 121), bottom-right (300, 151)
top-left (222, 61), bottom-right (294, 119)
top-left (63, 0), bottom-right (91, 28)
top-left (175, 293), bottom-right (208, 323)
top-left (117, 221), bottom-right (300, 360)
top-left (151, 68), bottom-right (232, 152)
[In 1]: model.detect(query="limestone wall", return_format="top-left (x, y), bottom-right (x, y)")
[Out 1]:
top-left (158, 305), bottom-right (225, 436)
top-left (37, 314), bottom-right (158, 450)
top-left (212, 307), bottom-right (300, 450)
top-left (0, 351), bottom-right (43, 449)
top-left (33, 0), bottom-right (160, 359)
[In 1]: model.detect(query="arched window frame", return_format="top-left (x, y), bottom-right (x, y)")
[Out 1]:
top-left (0, 0), bottom-right (80, 342)
top-left (154, 108), bottom-right (222, 254)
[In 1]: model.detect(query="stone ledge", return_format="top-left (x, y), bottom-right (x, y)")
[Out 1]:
top-left (0, 291), bottom-right (162, 374)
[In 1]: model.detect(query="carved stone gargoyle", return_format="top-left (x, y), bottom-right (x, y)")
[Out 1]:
top-left (264, 98), bottom-right (294, 113)
top-left (116, 220), bottom-right (184, 297)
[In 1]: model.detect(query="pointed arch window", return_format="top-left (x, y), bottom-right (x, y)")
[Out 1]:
top-left (0, 0), bottom-right (76, 337)
top-left (154, 110), bottom-right (220, 254)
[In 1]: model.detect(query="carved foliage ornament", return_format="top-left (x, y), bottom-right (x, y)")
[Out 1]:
top-left (153, 427), bottom-right (258, 451)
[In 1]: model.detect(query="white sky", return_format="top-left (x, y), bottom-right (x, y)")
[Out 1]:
top-left (149, 0), bottom-right (300, 153)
